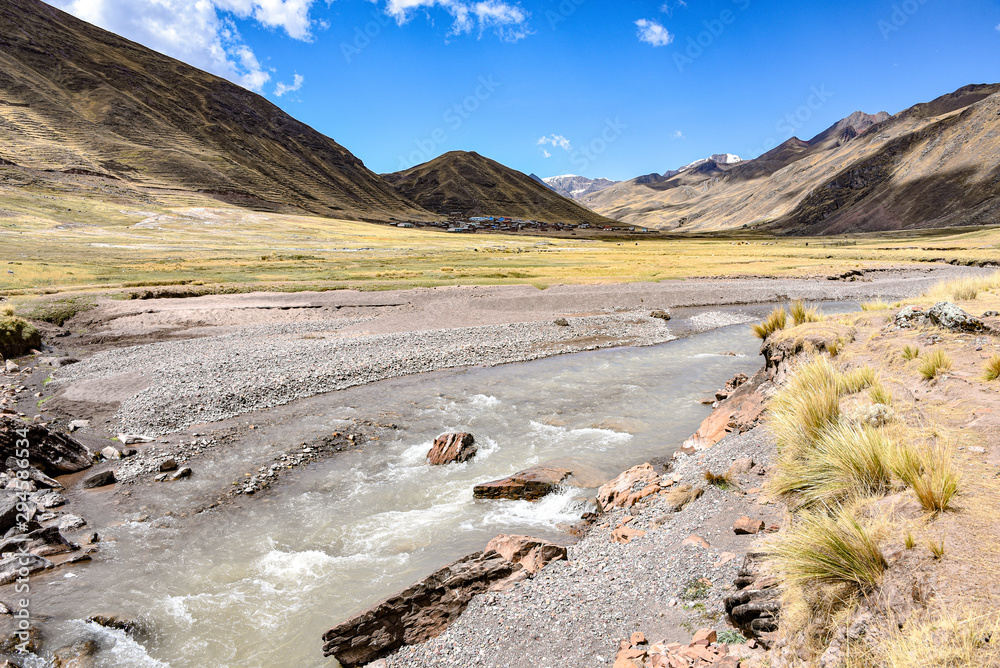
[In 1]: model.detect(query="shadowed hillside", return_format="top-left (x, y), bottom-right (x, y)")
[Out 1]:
top-left (384, 151), bottom-right (615, 225)
top-left (0, 0), bottom-right (431, 222)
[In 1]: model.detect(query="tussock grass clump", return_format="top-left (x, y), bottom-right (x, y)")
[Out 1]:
top-left (984, 354), bottom-right (1000, 381)
top-left (856, 610), bottom-right (1000, 668)
top-left (869, 383), bottom-right (892, 406)
top-left (918, 349), bottom-right (953, 380)
top-left (703, 470), bottom-right (731, 489)
top-left (893, 442), bottom-right (960, 512)
top-left (901, 344), bottom-right (920, 361)
top-left (772, 422), bottom-right (898, 506)
top-left (928, 537), bottom-right (946, 560)
top-left (752, 306), bottom-right (788, 339)
top-left (790, 300), bottom-right (823, 326)
top-left (771, 505), bottom-right (888, 591)
top-left (904, 531), bottom-right (915, 549)
top-left (860, 300), bottom-right (891, 312)
top-left (923, 270), bottom-right (1000, 302)
top-left (840, 366), bottom-right (877, 394)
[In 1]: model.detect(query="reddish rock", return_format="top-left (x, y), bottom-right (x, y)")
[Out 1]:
top-left (611, 526), bottom-right (647, 544)
top-left (426, 433), bottom-right (477, 465)
top-left (726, 457), bottom-right (755, 477)
top-left (691, 628), bottom-right (718, 646)
top-left (682, 534), bottom-right (710, 549)
top-left (733, 517), bottom-right (766, 535)
top-left (484, 534), bottom-right (567, 574)
top-left (473, 465), bottom-right (572, 501)
top-left (630, 631), bottom-right (647, 646)
top-left (322, 551), bottom-right (521, 666)
top-left (597, 463), bottom-right (660, 511)
top-left (681, 370), bottom-right (767, 453)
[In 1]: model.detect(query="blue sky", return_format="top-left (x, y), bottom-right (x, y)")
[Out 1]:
top-left (50, 0), bottom-right (1000, 181)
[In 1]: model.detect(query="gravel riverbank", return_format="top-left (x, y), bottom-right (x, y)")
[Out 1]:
top-left (386, 427), bottom-right (781, 668)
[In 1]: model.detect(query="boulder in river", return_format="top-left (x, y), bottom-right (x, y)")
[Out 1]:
top-left (0, 553), bottom-right (53, 585)
top-left (426, 433), bottom-right (477, 466)
top-left (0, 417), bottom-right (92, 475)
top-left (473, 465), bottom-right (572, 501)
top-left (323, 550), bottom-right (522, 667)
top-left (681, 369), bottom-right (767, 454)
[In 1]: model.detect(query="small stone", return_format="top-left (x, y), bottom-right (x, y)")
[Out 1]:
top-left (691, 628), bottom-right (717, 647)
top-left (82, 470), bottom-right (116, 488)
top-left (68, 419), bottom-right (90, 432)
top-left (100, 446), bottom-right (123, 460)
top-left (650, 310), bottom-right (671, 321)
top-left (630, 632), bottom-right (647, 646)
top-left (169, 467), bottom-right (192, 481)
top-left (159, 457), bottom-right (179, 472)
top-left (58, 514), bottom-right (87, 531)
top-left (117, 434), bottom-right (154, 445)
top-left (733, 516), bottom-right (766, 535)
top-left (682, 534), bottom-right (710, 549)
top-left (554, 318), bottom-right (570, 327)
top-left (4, 361), bottom-right (18, 373)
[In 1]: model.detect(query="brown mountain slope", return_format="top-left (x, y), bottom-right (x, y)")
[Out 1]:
top-left (384, 152), bottom-right (615, 225)
top-left (584, 86), bottom-right (1000, 234)
top-left (0, 0), bottom-right (430, 221)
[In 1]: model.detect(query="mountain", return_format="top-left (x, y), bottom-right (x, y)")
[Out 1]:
top-left (583, 90), bottom-right (1000, 235)
top-left (0, 0), bottom-right (430, 222)
top-left (383, 152), bottom-right (615, 225)
top-left (676, 153), bottom-right (743, 172)
top-left (540, 174), bottom-right (621, 201)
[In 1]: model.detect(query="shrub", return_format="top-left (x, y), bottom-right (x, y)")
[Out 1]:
top-left (901, 345), bottom-right (920, 361)
top-left (918, 350), bottom-right (953, 380)
top-left (716, 629), bottom-right (746, 644)
top-left (0, 314), bottom-right (42, 360)
top-left (770, 505), bottom-right (888, 591)
top-left (752, 307), bottom-right (788, 339)
top-left (791, 300), bottom-right (823, 326)
top-left (984, 354), bottom-right (1000, 381)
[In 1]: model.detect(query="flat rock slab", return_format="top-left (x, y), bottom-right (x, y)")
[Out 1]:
top-left (0, 417), bottom-right (92, 475)
top-left (484, 534), bottom-right (567, 574)
top-left (323, 550), bottom-right (521, 667)
top-left (473, 465), bottom-right (572, 501)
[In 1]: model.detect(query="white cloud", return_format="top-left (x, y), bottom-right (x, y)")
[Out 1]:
top-left (49, 0), bottom-right (319, 91)
top-left (380, 0), bottom-right (531, 41)
top-left (658, 0), bottom-right (686, 18)
top-left (996, 22), bottom-right (1000, 31)
top-left (541, 149), bottom-right (552, 158)
top-left (537, 134), bottom-right (572, 151)
top-left (671, 130), bottom-right (684, 140)
top-left (274, 73), bottom-right (304, 96)
top-left (635, 18), bottom-right (673, 47)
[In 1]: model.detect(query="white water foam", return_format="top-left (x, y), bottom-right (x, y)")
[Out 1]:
top-left (476, 486), bottom-right (590, 530)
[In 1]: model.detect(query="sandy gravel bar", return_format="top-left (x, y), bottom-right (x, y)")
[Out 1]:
top-left (49, 266), bottom-right (984, 436)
